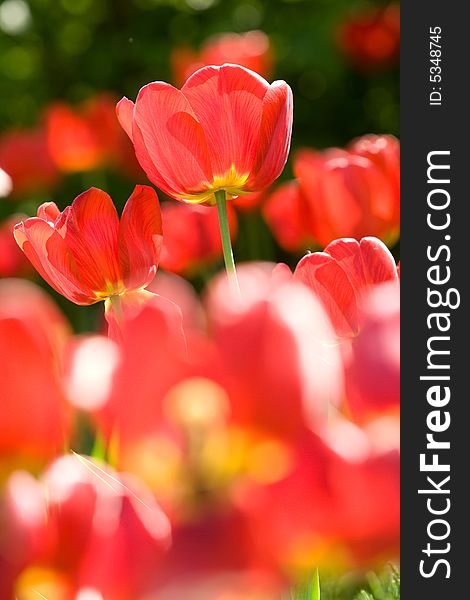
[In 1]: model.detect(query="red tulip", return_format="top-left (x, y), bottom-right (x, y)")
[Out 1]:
top-left (294, 145), bottom-right (399, 246)
top-left (294, 237), bottom-right (398, 339)
top-left (345, 282), bottom-right (400, 420)
top-left (0, 279), bottom-right (71, 467)
top-left (337, 4), bottom-right (400, 72)
top-left (0, 215), bottom-right (33, 278)
top-left (117, 64), bottom-right (293, 204)
top-left (47, 103), bottom-right (108, 173)
top-left (14, 185), bottom-right (162, 307)
top-left (349, 134), bottom-right (400, 214)
top-left (159, 201), bottom-right (237, 274)
top-left (171, 30), bottom-right (273, 86)
top-left (0, 127), bottom-right (60, 197)
top-left (46, 93), bottom-right (129, 173)
top-left (262, 180), bottom-right (314, 252)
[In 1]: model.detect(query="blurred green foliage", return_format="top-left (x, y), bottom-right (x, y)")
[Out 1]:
top-left (0, 0), bottom-right (398, 147)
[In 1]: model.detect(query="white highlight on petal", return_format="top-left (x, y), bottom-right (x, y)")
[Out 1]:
top-left (66, 335), bottom-right (120, 410)
top-left (75, 588), bottom-right (104, 600)
top-left (0, 168), bottom-right (13, 197)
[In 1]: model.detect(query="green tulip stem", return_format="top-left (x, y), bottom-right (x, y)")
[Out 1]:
top-left (215, 189), bottom-right (240, 296)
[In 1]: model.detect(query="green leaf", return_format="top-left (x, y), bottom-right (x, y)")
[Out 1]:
top-left (290, 569), bottom-right (321, 600)
top-left (356, 592), bottom-right (374, 600)
top-left (311, 568), bottom-right (321, 600)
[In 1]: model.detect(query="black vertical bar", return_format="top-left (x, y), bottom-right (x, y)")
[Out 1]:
top-left (401, 2), bottom-right (468, 597)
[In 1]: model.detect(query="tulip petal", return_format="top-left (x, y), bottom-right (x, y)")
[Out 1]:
top-left (118, 185), bottom-right (163, 290)
top-left (63, 188), bottom-right (122, 295)
top-left (249, 80), bottom-right (293, 190)
top-left (116, 97), bottom-right (135, 142)
top-left (294, 149), bottom-right (399, 246)
top-left (133, 82), bottom-right (213, 198)
top-left (0, 320), bottom-right (70, 458)
top-left (346, 283), bottom-right (400, 419)
top-left (182, 64), bottom-right (268, 180)
top-left (14, 219), bottom-right (93, 304)
top-left (294, 237), bottom-right (398, 338)
top-left (262, 181), bottom-right (312, 251)
top-left (295, 251), bottom-right (360, 337)
top-left (131, 122), bottom-right (181, 197)
top-left (37, 201), bottom-right (61, 224)
top-left (359, 236), bottom-right (399, 283)
top-left (325, 237), bottom-right (398, 289)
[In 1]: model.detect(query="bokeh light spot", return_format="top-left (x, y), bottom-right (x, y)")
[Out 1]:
top-left (186, 0), bottom-right (216, 11)
top-left (2, 45), bottom-right (38, 80)
top-left (0, 0), bottom-right (31, 35)
top-left (60, 0), bottom-right (93, 16)
top-left (232, 1), bottom-right (263, 30)
top-left (57, 21), bottom-right (91, 55)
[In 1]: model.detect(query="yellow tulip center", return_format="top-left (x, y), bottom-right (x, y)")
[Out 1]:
top-left (181, 164), bottom-right (250, 204)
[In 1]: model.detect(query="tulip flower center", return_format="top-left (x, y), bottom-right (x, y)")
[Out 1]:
top-left (211, 165), bottom-right (249, 199)
top-left (94, 280), bottom-right (126, 300)
top-left (181, 165), bottom-right (249, 204)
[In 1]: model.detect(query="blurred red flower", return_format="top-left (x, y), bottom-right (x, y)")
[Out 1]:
top-left (0, 127), bottom-right (61, 197)
top-left (232, 189), bottom-right (265, 213)
top-left (117, 64), bottom-right (293, 204)
top-left (153, 507), bottom-right (284, 598)
top-left (294, 237), bottom-right (399, 338)
top-left (206, 263), bottom-right (344, 438)
top-left (264, 135), bottom-right (399, 252)
top-left (46, 94), bottom-right (118, 172)
top-left (0, 471), bottom-right (49, 599)
top-left (293, 138), bottom-right (399, 247)
top-left (1, 455), bottom-right (171, 600)
top-left (83, 300), bottom-right (195, 452)
top-left (0, 215), bottom-right (34, 278)
top-left (159, 201), bottom-right (237, 275)
top-left (349, 133), bottom-right (400, 210)
top-left (238, 417), bottom-right (399, 571)
top-left (0, 279), bottom-right (71, 469)
top-left (171, 30), bottom-right (273, 86)
top-left (62, 265), bottom-right (348, 586)
top-left (345, 282), bottom-right (400, 420)
top-left (148, 271), bottom-right (206, 333)
top-left (263, 180), bottom-right (313, 252)
top-left (337, 4), bottom-right (400, 72)
top-left (14, 185), bottom-right (162, 306)
top-left (45, 93), bottom-right (144, 177)
top-left (79, 263), bottom-right (343, 456)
